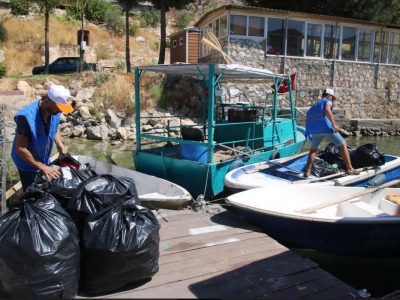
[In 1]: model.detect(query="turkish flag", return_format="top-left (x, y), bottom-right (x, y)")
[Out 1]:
top-left (271, 73), bottom-right (296, 93)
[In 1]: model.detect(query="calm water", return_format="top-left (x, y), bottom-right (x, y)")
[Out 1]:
top-left (4, 135), bottom-right (400, 297)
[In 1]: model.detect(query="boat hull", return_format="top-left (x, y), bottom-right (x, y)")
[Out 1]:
top-left (226, 185), bottom-right (400, 257)
top-left (74, 155), bottom-right (193, 210)
top-left (234, 207), bottom-right (400, 257)
top-left (224, 153), bottom-right (400, 192)
top-left (135, 139), bottom-right (305, 199)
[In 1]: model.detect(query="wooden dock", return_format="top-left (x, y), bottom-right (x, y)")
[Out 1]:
top-left (78, 204), bottom-right (360, 299)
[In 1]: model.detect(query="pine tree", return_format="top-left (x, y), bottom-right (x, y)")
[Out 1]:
top-left (30, 0), bottom-right (63, 74)
top-left (145, 0), bottom-right (197, 64)
top-left (116, 0), bottom-right (139, 72)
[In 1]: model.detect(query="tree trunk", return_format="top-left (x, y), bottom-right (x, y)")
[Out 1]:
top-left (125, 8), bottom-right (131, 73)
top-left (158, 0), bottom-right (166, 64)
top-left (44, 10), bottom-right (50, 74)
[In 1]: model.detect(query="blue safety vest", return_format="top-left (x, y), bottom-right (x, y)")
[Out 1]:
top-left (305, 98), bottom-right (335, 138)
top-left (11, 99), bottom-right (60, 172)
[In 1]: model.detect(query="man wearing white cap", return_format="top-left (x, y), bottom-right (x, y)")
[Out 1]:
top-left (303, 88), bottom-right (358, 177)
top-left (11, 84), bottom-right (74, 191)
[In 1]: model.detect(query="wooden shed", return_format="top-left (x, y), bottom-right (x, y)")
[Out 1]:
top-left (169, 27), bottom-right (200, 64)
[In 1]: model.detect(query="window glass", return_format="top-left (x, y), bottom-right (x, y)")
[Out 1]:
top-left (230, 14), bottom-right (247, 36)
top-left (220, 15), bottom-right (227, 37)
top-left (213, 19), bottom-right (220, 37)
top-left (287, 20), bottom-right (305, 57)
top-left (380, 31), bottom-right (389, 63)
top-left (179, 37), bottom-right (183, 45)
top-left (324, 24), bottom-right (339, 59)
top-left (173, 40), bottom-right (177, 48)
top-left (388, 32), bottom-right (400, 64)
top-left (249, 16), bottom-right (264, 37)
top-left (200, 28), bottom-right (208, 56)
top-left (341, 26), bottom-right (357, 61)
top-left (358, 28), bottom-right (373, 62)
top-left (306, 23), bottom-right (322, 57)
top-left (267, 18), bottom-right (285, 55)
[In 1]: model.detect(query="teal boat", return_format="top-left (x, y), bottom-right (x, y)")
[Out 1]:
top-left (133, 64), bottom-right (306, 199)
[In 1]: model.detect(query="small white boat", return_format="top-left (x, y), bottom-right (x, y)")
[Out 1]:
top-left (224, 151), bottom-right (400, 192)
top-left (226, 179), bottom-right (400, 256)
top-left (72, 155), bottom-right (193, 210)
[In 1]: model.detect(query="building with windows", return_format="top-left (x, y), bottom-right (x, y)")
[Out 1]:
top-left (171, 5), bottom-right (400, 120)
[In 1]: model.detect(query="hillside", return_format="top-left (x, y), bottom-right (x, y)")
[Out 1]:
top-left (0, 0), bottom-right (246, 76)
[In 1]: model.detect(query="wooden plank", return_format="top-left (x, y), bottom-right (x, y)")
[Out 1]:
top-left (159, 234), bottom-right (278, 265)
top-left (158, 241), bottom-right (287, 275)
top-left (160, 229), bottom-right (267, 256)
top-left (267, 272), bottom-right (357, 299)
top-left (104, 253), bottom-right (317, 299)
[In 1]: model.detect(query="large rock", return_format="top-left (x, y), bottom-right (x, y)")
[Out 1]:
top-left (86, 125), bottom-right (109, 140)
top-left (105, 109), bottom-right (122, 129)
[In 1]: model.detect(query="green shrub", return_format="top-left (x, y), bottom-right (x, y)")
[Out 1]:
top-left (165, 39), bottom-right (170, 48)
top-left (153, 41), bottom-right (160, 51)
top-left (93, 72), bottom-right (111, 85)
top-left (0, 63), bottom-right (7, 78)
top-left (129, 22), bottom-right (139, 36)
top-left (114, 60), bottom-right (126, 71)
top-left (88, 106), bottom-right (103, 122)
top-left (10, 0), bottom-right (29, 15)
top-left (139, 17), bottom-right (146, 28)
top-left (174, 11), bottom-right (195, 29)
top-left (66, 0), bottom-right (112, 24)
top-left (142, 9), bottom-right (161, 28)
top-left (104, 6), bottom-right (125, 35)
top-left (0, 21), bottom-right (8, 43)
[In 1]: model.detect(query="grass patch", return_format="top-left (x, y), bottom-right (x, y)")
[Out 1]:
top-left (91, 74), bottom-right (135, 114)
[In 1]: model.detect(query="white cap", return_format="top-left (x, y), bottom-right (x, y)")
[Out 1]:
top-left (47, 85), bottom-right (74, 114)
top-left (323, 88), bottom-right (336, 100)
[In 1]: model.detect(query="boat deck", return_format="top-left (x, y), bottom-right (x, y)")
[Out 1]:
top-left (77, 204), bottom-right (359, 299)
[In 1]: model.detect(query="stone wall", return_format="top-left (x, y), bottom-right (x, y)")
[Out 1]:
top-left (199, 37), bottom-right (400, 120)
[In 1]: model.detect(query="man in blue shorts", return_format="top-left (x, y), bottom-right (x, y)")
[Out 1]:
top-left (303, 88), bottom-right (358, 178)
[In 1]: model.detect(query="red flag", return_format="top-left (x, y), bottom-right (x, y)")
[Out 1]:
top-left (271, 73), bottom-right (296, 93)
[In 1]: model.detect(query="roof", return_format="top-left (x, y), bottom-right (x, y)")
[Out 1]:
top-left (134, 64), bottom-right (287, 83)
top-left (194, 5), bottom-right (400, 30)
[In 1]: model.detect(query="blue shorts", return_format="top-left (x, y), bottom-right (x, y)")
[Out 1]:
top-left (310, 132), bottom-right (345, 149)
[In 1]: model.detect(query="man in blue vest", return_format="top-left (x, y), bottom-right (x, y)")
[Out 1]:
top-left (303, 88), bottom-right (358, 177)
top-left (11, 84), bottom-right (74, 191)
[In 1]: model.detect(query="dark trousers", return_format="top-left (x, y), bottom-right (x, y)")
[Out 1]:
top-left (17, 169), bottom-right (39, 192)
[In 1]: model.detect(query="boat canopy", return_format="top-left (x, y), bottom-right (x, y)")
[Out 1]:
top-left (134, 64), bottom-right (288, 83)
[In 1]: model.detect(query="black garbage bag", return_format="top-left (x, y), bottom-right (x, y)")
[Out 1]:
top-left (33, 164), bottom-right (96, 209)
top-left (311, 157), bottom-right (341, 177)
top-left (0, 188), bottom-right (80, 299)
top-left (350, 142), bottom-right (386, 169)
top-left (68, 174), bottom-right (140, 235)
top-left (317, 142), bottom-right (353, 168)
top-left (79, 198), bottom-right (160, 296)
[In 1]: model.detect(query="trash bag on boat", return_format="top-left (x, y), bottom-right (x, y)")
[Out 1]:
top-left (317, 142), bottom-right (353, 168)
top-left (310, 157), bottom-right (341, 177)
top-left (67, 174), bottom-right (140, 235)
top-left (350, 142), bottom-right (385, 169)
top-left (33, 163), bottom-right (96, 209)
top-left (79, 198), bottom-right (160, 296)
top-left (0, 188), bottom-right (80, 299)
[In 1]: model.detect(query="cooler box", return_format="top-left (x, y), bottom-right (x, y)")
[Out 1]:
top-left (180, 143), bottom-right (209, 164)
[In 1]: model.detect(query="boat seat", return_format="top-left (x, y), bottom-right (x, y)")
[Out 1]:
top-left (337, 201), bottom-right (390, 217)
top-left (181, 126), bottom-right (204, 142)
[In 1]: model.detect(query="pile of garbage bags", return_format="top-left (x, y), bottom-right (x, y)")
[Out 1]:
top-left (311, 142), bottom-right (385, 177)
top-left (0, 153), bottom-right (160, 299)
